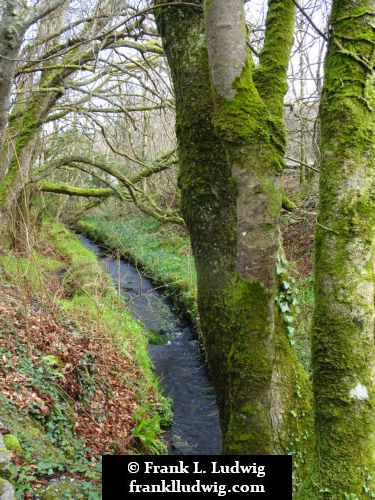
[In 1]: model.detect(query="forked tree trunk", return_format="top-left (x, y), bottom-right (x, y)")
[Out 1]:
top-left (155, 0), bottom-right (313, 463)
top-left (205, 0), bottom-right (298, 453)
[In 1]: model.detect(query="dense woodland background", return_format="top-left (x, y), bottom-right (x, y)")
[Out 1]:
top-left (0, 0), bottom-right (373, 498)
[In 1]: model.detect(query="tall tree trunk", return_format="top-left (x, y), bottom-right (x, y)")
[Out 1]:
top-left (205, 0), bottom-right (297, 453)
top-left (155, 0), bottom-right (237, 433)
top-left (300, 0), bottom-right (375, 497)
top-left (155, 0), bottom-right (313, 462)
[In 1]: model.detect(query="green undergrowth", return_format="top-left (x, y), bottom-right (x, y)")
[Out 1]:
top-left (78, 215), bottom-right (313, 371)
top-left (44, 222), bottom-right (173, 452)
top-left (293, 274), bottom-right (313, 373)
top-left (0, 221), bottom-right (172, 498)
top-left (77, 215), bottom-right (198, 324)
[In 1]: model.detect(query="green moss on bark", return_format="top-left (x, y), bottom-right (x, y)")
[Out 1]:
top-left (0, 95), bottom-right (41, 205)
top-left (0, 60), bottom-right (66, 208)
top-left (299, 1), bottom-right (375, 497)
top-left (156, 0), bottom-right (312, 463)
top-left (224, 277), bottom-right (273, 454)
top-left (212, 57), bottom-right (269, 143)
top-left (253, 0), bottom-right (295, 116)
top-left (40, 182), bottom-right (112, 198)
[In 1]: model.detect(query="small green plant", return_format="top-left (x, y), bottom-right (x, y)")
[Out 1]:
top-left (7, 465), bottom-right (37, 498)
top-left (344, 493), bottom-right (359, 500)
top-left (275, 256), bottom-right (313, 372)
top-left (361, 468), bottom-right (375, 498)
top-left (156, 395), bottom-right (173, 428)
top-left (3, 434), bottom-right (22, 454)
top-left (275, 256), bottom-right (299, 345)
top-left (132, 404), bottom-right (169, 454)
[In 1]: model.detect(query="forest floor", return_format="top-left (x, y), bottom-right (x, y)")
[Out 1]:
top-left (0, 222), bottom-right (171, 498)
top-left (282, 169), bottom-right (317, 277)
top-left (0, 170), bottom-right (316, 497)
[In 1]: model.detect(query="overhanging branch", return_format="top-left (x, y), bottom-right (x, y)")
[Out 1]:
top-left (39, 182), bottom-right (112, 198)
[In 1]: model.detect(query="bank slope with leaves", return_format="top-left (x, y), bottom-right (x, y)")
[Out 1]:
top-left (0, 222), bottom-right (171, 498)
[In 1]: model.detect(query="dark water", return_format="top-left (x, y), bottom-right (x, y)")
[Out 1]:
top-left (78, 235), bottom-right (222, 455)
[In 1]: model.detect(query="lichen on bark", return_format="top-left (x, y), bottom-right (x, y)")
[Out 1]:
top-left (297, 0), bottom-right (375, 497)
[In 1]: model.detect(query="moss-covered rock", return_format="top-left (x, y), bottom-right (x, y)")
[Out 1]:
top-left (3, 435), bottom-right (22, 455)
top-left (0, 477), bottom-right (15, 500)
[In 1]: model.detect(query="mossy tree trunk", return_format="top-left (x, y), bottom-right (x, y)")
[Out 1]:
top-left (155, 0), bottom-right (237, 431)
top-left (155, 0), bottom-right (312, 460)
top-left (205, 0), bottom-right (298, 453)
top-left (0, 77), bottom-right (65, 248)
top-left (0, 1), bottom-right (65, 246)
top-left (300, 1), bottom-right (375, 497)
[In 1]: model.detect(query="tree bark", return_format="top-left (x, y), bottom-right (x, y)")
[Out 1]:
top-left (0, 1), bottom-right (29, 149)
top-left (155, 0), bottom-right (313, 462)
top-left (299, 0), bottom-right (375, 497)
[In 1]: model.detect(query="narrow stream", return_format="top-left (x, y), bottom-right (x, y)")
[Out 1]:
top-left (78, 235), bottom-right (222, 455)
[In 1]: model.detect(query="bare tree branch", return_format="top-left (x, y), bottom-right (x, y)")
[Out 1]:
top-left (292, 0), bottom-right (328, 42)
top-left (26, 0), bottom-right (67, 28)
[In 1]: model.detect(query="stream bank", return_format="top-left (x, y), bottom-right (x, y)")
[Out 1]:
top-left (77, 216), bottom-right (198, 325)
top-left (0, 222), bottom-right (171, 498)
top-left (78, 234), bottom-right (222, 455)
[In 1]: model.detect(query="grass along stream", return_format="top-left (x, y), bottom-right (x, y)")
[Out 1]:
top-left (78, 234), bottom-right (221, 455)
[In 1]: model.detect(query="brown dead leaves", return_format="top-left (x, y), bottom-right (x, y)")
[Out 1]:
top-left (0, 281), bottom-right (150, 457)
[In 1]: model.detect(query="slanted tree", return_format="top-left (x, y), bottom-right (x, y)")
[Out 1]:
top-left (155, 0), bottom-right (312, 457)
top-left (35, 149), bottom-right (182, 224)
top-left (0, 0), bottom-right (118, 242)
top-left (0, 0), bottom-right (66, 147)
top-left (299, 0), bottom-right (375, 497)
top-left (0, 0), bottom-right (168, 245)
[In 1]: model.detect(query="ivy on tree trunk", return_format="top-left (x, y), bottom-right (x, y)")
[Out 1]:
top-left (155, 0), bottom-right (312, 463)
